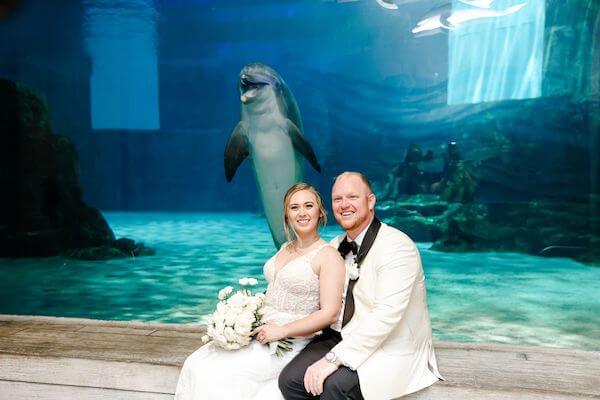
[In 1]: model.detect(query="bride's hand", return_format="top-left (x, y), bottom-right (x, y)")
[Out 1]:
top-left (252, 323), bottom-right (288, 344)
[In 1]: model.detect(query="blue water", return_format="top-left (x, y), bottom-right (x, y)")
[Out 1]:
top-left (0, 212), bottom-right (598, 351)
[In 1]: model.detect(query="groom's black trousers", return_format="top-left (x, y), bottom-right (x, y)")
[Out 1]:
top-left (279, 328), bottom-right (364, 400)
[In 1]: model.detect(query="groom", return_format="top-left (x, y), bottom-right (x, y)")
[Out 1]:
top-left (279, 172), bottom-right (443, 400)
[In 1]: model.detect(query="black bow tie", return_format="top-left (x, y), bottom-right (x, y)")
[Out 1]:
top-left (338, 237), bottom-right (358, 258)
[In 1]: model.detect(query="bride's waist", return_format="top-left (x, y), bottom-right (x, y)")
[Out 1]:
top-left (261, 306), bottom-right (310, 324)
top-left (260, 306), bottom-right (322, 339)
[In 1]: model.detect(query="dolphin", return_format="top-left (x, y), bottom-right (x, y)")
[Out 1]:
top-left (411, 4), bottom-right (457, 36)
top-left (412, 2), bottom-right (526, 36)
top-left (224, 63), bottom-right (321, 249)
top-left (458, 0), bottom-right (495, 8)
top-left (374, 0), bottom-right (424, 10)
top-left (376, 0), bottom-right (400, 10)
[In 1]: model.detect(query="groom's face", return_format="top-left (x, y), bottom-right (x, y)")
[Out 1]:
top-left (331, 174), bottom-right (375, 236)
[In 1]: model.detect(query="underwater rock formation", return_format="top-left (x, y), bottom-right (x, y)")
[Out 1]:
top-left (381, 143), bottom-right (435, 199)
top-left (381, 141), bottom-right (478, 203)
top-left (436, 142), bottom-right (478, 203)
top-left (378, 196), bottom-right (599, 266)
top-left (433, 200), bottom-right (599, 265)
top-left (376, 195), bottom-right (457, 242)
top-left (0, 78), bottom-right (154, 259)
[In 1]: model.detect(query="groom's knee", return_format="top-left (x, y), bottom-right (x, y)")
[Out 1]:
top-left (322, 373), bottom-right (345, 398)
top-left (321, 368), bottom-right (362, 400)
top-left (278, 362), bottom-right (302, 394)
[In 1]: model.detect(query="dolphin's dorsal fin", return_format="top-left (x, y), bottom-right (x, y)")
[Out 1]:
top-left (224, 122), bottom-right (250, 181)
top-left (285, 119), bottom-right (321, 173)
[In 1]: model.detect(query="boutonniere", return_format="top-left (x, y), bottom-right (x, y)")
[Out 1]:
top-left (348, 256), bottom-right (360, 280)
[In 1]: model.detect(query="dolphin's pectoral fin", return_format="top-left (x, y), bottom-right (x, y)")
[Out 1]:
top-left (285, 120), bottom-right (321, 173)
top-left (224, 122), bottom-right (250, 182)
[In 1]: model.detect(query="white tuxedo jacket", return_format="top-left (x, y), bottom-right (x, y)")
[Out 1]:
top-left (330, 223), bottom-right (443, 400)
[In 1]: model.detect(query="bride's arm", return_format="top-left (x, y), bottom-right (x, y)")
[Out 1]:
top-left (256, 247), bottom-right (345, 342)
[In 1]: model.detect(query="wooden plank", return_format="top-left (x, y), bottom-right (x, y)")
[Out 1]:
top-left (0, 339), bottom-right (198, 366)
top-left (0, 315), bottom-right (598, 398)
top-left (0, 380), bottom-right (173, 400)
top-left (78, 326), bottom-right (157, 336)
top-left (149, 329), bottom-right (206, 339)
top-left (0, 354), bottom-right (179, 393)
top-left (3, 327), bottom-right (598, 396)
top-left (405, 384), bottom-right (599, 400)
top-left (0, 315), bottom-right (205, 333)
top-left (0, 330), bottom-right (203, 365)
top-left (0, 321), bottom-right (85, 334)
top-left (0, 325), bottom-right (28, 336)
top-left (438, 341), bottom-right (600, 357)
top-left (434, 346), bottom-right (600, 396)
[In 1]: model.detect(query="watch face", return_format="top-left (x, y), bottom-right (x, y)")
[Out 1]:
top-left (325, 352), bottom-right (335, 361)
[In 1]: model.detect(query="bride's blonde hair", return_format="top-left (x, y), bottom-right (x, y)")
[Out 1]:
top-left (282, 183), bottom-right (327, 243)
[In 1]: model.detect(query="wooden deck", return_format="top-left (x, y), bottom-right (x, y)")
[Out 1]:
top-left (1, 314), bottom-right (599, 399)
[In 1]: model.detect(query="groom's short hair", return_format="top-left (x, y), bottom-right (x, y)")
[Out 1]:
top-left (333, 171), bottom-right (373, 194)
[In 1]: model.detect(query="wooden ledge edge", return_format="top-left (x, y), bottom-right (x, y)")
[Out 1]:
top-left (0, 314), bottom-right (205, 333)
top-left (2, 314), bottom-right (599, 357)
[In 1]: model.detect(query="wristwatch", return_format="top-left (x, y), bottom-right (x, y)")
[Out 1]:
top-left (324, 351), bottom-right (342, 367)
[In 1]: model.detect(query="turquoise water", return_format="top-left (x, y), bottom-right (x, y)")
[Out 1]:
top-left (1, 212), bottom-right (599, 350)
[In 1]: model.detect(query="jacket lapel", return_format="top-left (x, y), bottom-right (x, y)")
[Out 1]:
top-left (356, 217), bottom-right (382, 266)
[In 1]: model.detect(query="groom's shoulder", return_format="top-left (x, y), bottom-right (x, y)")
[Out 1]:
top-left (378, 222), bottom-right (417, 248)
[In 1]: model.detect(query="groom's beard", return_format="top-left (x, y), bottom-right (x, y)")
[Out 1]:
top-left (336, 213), bottom-right (374, 236)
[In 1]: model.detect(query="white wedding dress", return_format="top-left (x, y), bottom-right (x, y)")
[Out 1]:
top-left (175, 243), bottom-right (331, 400)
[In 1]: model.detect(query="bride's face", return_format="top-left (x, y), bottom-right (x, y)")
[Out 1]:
top-left (286, 190), bottom-right (322, 236)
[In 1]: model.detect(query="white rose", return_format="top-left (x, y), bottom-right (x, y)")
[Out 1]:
top-left (255, 293), bottom-right (266, 301)
top-left (245, 300), bottom-right (259, 312)
top-left (212, 309), bottom-right (225, 325)
top-left (218, 286), bottom-right (233, 300)
top-left (224, 309), bottom-right (239, 326)
top-left (228, 292), bottom-right (245, 308)
top-left (247, 296), bottom-right (264, 312)
top-left (225, 342), bottom-right (241, 350)
top-left (234, 319), bottom-right (252, 335)
top-left (223, 326), bottom-right (237, 342)
top-left (213, 333), bottom-right (227, 346)
top-left (240, 310), bottom-right (255, 324)
top-left (238, 277), bottom-right (250, 286)
top-left (239, 336), bottom-right (252, 346)
top-left (247, 278), bottom-right (258, 286)
top-left (347, 261), bottom-right (360, 280)
top-left (201, 335), bottom-right (210, 343)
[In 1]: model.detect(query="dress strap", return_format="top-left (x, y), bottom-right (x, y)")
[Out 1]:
top-left (306, 242), bottom-right (332, 262)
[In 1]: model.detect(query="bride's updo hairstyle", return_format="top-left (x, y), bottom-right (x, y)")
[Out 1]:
top-left (282, 183), bottom-right (327, 243)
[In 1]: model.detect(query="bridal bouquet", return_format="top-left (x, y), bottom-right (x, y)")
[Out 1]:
top-left (202, 277), bottom-right (293, 356)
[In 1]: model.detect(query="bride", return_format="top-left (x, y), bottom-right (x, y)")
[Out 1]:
top-left (175, 183), bottom-right (346, 399)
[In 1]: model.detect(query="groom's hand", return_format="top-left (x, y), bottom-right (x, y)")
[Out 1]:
top-left (304, 358), bottom-right (338, 396)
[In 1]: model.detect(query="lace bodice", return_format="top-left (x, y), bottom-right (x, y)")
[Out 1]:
top-left (261, 242), bottom-right (331, 325)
